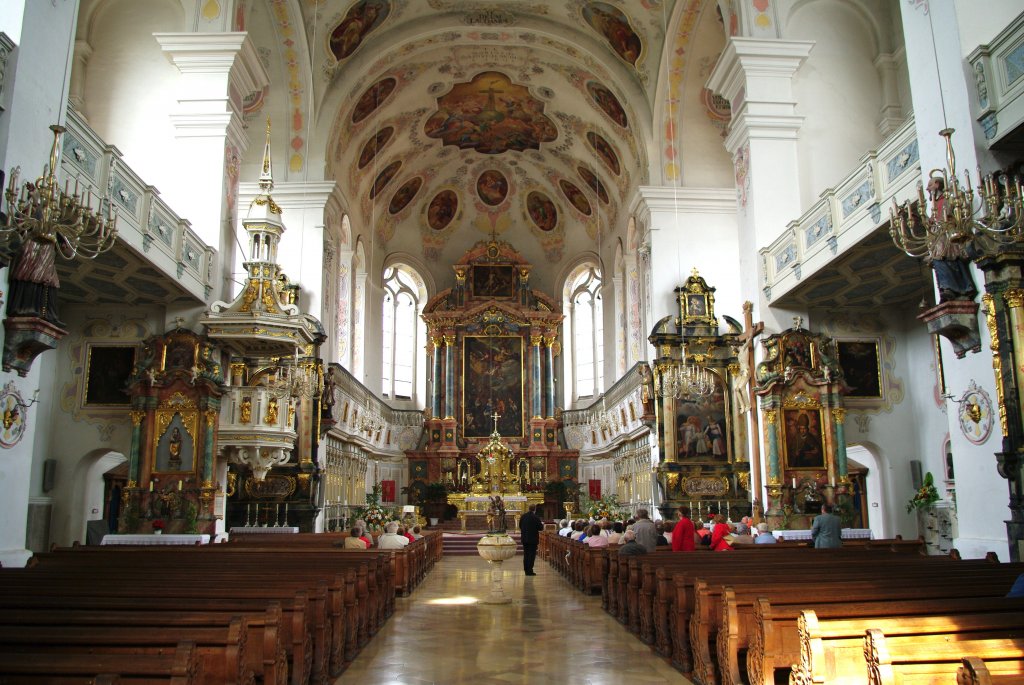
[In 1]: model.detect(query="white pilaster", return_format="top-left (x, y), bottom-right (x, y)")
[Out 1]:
top-left (900, 1), bottom-right (1005, 560)
top-left (156, 32), bottom-right (267, 254)
top-left (706, 37), bottom-right (813, 333)
top-left (874, 51), bottom-right (906, 137)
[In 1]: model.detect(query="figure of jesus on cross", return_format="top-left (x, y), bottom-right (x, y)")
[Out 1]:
top-left (491, 410), bottom-right (501, 435)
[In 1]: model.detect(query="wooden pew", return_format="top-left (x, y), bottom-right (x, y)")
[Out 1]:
top-left (0, 604), bottom-right (288, 685)
top-left (957, 655), bottom-right (1024, 685)
top-left (790, 610), bottom-right (1024, 685)
top-left (0, 640), bottom-right (199, 684)
top-left (745, 594), bottom-right (1024, 685)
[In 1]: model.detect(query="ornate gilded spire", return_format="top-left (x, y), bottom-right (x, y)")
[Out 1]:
top-left (251, 116), bottom-right (281, 215)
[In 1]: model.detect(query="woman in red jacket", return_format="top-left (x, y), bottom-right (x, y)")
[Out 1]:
top-left (710, 513), bottom-right (734, 551)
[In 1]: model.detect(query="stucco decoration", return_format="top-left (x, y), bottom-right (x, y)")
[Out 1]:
top-left (0, 382), bottom-right (28, 448)
top-left (329, 0), bottom-right (391, 62)
top-left (424, 71), bottom-right (558, 154)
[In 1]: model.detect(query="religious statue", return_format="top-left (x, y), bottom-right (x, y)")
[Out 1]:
top-left (922, 177), bottom-right (978, 303)
top-left (265, 397), bottom-right (279, 425)
top-left (488, 495), bottom-right (507, 532)
top-left (168, 427), bottom-right (183, 470)
top-left (239, 397), bottom-right (252, 424)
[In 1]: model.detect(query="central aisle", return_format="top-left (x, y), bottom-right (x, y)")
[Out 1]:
top-left (337, 554), bottom-right (696, 684)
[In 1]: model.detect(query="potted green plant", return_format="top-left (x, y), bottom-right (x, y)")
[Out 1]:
top-left (422, 481), bottom-right (449, 525)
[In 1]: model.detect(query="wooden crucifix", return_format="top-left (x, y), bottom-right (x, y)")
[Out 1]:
top-left (738, 302), bottom-right (765, 522)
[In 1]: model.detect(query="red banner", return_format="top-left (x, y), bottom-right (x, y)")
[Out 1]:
top-left (588, 479), bottom-right (601, 500)
top-left (381, 480), bottom-right (396, 502)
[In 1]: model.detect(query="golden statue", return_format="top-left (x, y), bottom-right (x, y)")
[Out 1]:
top-left (265, 397), bottom-right (279, 425)
top-left (240, 397), bottom-right (252, 424)
top-left (168, 427), bottom-right (183, 470)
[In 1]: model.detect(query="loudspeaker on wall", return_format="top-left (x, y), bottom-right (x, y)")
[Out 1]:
top-left (910, 459), bottom-right (922, 491)
top-left (42, 458), bottom-right (56, 493)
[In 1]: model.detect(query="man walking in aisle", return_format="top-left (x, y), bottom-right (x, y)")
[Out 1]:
top-left (519, 503), bottom-right (544, 576)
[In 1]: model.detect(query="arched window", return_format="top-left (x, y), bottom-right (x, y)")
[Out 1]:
top-left (565, 264), bottom-right (604, 402)
top-left (381, 264), bottom-right (424, 401)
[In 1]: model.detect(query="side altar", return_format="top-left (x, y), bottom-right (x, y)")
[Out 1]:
top-left (407, 240), bottom-right (578, 523)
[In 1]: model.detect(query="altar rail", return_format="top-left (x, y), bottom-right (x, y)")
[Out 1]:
top-left (759, 116), bottom-right (921, 304)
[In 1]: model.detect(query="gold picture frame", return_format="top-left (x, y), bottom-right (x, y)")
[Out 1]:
top-left (837, 339), bottom-right (883, 399)
top-left (152, 392), bottom-right (199, 475)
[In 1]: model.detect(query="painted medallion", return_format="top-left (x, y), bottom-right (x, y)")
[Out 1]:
top-left (352, 77), bottom-right (397, 124)
top-left (370, 160), bottom-right (402, 199)
top-left (358, 126), bottom-right (394, 169)
top-left (585, 80), bottom-right (628, 128)
top-left (476, 170), bottom-right (509, 206)
top-left (389, 177), bottom-right (422, 214)
top-left (526, 191), bottom-right (557, 231)
top-left (329, 0), bottom-right (390, 62)
top-left (577, 166), bottom-right (609, 204)
top-left (582, 2), bottom-right (643, 66)
top-left (427, 190), bottom-right (458, 230)
top-left (559, 179), bottom-right (592, 216)
top-left (587, 131), bottom-right (621, 175)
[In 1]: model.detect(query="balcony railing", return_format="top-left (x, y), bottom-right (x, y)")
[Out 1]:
top-left (759, 117), bottom-right (921, 302)
top-left (324, 362), bottom-right (423, 457)
top-left (561, 362), bottom-right (653, 456)
top-left (59, 107), bottom-right (216, 302)
top-left (969, 12), bottom-right (1024, 147)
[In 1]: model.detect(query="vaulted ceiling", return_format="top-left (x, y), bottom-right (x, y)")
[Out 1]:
top-left (243, 0), bottom-right (731, 289)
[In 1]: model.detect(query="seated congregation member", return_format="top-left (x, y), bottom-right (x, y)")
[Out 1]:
top-left (585, 524), bottom-right (609, 547)
top-left (355, 519), bottom-right (374, 547)
top-left (378, 521), bottom-right (411, 548)
top-left (617, 529), bottom-right (647, 556)
top-left (570, 520), bottom-right (587, 540)
top-left (343, 527), bottom-right (369, 548)
top-left (411, 525), bottom-right (423, 540)
top-left (607, 521), bottom-right (625, 545)
top-left (632, 508), bottom-right (658, 553)
top-left (710, 513), bottom-right (734, 551)
top-left (655, 521), bottom-right (670, 547)
top-left (754, 522), bottom-right (777, 544)
top-left (402, 525), bottom-right (416, 543)
top-left (599, 518), bottom-right (612, 537)
top-left (811, 503), bottom-right (843, 549)
top-left (559, 519), bottom-right (573, 536)
top-left (672, 506), bottom-right (696, 552)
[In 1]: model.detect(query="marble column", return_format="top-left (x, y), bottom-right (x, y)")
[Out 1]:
top-left (431, 334), bottom-right (443, 420)
top-left (831, 408), bottom-right (848, 480)
top-left (530, 333), bottom-right (543, 419)
top-left (544, 334), bottom-right (556, 418)
top-left (444, 334), bottom-right (455, 419)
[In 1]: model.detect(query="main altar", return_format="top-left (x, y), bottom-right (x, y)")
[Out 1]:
top-left (407, 239), bottom-right (578, 526)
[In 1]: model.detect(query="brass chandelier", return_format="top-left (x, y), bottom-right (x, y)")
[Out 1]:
top-left (890, 128), bottom-right (1022, 258)
top-left (2, 125), bottom-right (118, 260)
top-left (654, 356), bottom-right (714, 399)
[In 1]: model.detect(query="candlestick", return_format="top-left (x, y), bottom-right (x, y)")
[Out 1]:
top-left (284, 503), bottom-right (289, 526)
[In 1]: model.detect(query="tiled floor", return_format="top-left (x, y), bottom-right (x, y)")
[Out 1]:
top-left (337, 554), bottom-right (696, 684)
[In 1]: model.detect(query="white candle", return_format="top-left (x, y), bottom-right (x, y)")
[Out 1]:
top-left (791, 478), bottom-right (796, 489)
top-left (149, 481), bottom-right (154, 492)
top-left (177, 480), bottom-right (182, 491)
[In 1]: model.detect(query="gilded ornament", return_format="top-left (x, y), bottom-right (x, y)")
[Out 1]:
top-left (764, 409), bottom-right (777, 425)
top-left (204, 409), bottom-right (217, 425)
top-left (530, 334), bottom-right (542, 346)
top-left (728, 363), bottom-right (740, 377)
top-left (831, 408), bottom-right (847, 424)
top-left (239, 397), bottom-right (252, 424)
top-left (1004, 288), bottom-right (1024, 309)
top-left (240, 281), bottom-right (258, 312)
top-left (260, 280), bottom-right (278, 313)
top-left (129, 410), bottom-right (145, 427)
top-left (982, 293), bottom-right (1008, 436)
top-left (443, 335), bottom-right (455, 347)
top-left (265, 397), bottom-right (279, 425)
top-left (288, 403), bottom-right (296, 425)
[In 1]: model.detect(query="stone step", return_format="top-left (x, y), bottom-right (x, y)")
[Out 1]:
top-left (442, 532), bottom-right (523, 556)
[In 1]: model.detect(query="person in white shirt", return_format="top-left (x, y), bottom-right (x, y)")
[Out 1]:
top-left (377, 521), bottom-right (410, 549)
top-left (558, 519), bottom-right (572, 536)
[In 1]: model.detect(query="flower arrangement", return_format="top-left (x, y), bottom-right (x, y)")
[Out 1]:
top-left (579, 494), bottom-right (626, 521)
top-left (355, 484), bottom-right (396, 531)
top-left (906, 471), bottom-right (940, 513)
top-left (151, 519), bottom-right (166, 531)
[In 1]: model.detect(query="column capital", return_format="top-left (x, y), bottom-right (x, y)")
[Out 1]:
top-left (628, 186), bottom-right (736, 228)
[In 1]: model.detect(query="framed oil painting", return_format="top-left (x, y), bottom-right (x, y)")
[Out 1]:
top-left (462, 336), bottom-right (524, 438)
top-left (675, 370), bottom-right (728, 462)
top-left (471, 264), bottom-right (516, 299)
top-left (782, 408), bottom-right (826, 469)
top-left (84, 345), bottom-right (136, 406)
top-left (837, 340), bottom-right (882, 399)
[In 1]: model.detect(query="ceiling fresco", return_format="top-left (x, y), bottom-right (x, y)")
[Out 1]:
top-left (241, 1), bottom-right (731, 282)
top-left (424, 71), bottom-right (559, 154)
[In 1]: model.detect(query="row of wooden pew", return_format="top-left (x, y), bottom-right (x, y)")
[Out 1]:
top-left (0, 530), bottom-right (442, 684)
top-left (541, 531), bottom-right (1024, 685)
